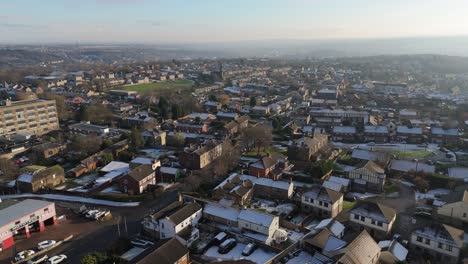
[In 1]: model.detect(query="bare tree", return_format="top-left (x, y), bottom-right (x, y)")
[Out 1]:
top-left (241, 125), bottom-right (273, 155)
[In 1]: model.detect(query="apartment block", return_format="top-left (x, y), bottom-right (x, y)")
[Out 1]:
top-left (0, 99), bottom-right (59, 136)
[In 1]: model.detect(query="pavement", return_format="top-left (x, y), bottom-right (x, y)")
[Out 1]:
top-left (0, 190), bottom-right (178, 264)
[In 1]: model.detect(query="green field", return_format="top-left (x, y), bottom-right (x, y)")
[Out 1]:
top-left (123, 79), bottom-right (193, 93)
top-left (392, 150), bottom-right (433, 158)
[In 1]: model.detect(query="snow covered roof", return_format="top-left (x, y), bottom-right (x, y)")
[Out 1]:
top-left (328, 176), bottom-right (350, 186)
top-left (333, 126), bottom-right (356, 134)
top-left (447, 167), bottom-right (468, 179)
top-left (315, 218), bottom-right (345, 238)
top-left (17, 173), bottom-right (33, 183)
top-left (100, 161), bottom-right (130, 173)
top-left (323, 236), bottom-right (347, 252)
top-left (397, 126), bottom-right (422, 134)
top-left (431, 127), bottom-right (458, 136)
top-left (159, 167), bottom-right (179, 175)
top-left (238, 209), bottom-right (275, 227)
top-left (351, 149), bottom-right (387, 162)
top-left (322, 181), bottom-right (342, 192)
top-left (215, 173), bottom-right (292, 191)
top-left (379, 240), bottom-right (408, 262)
top-left (203, 203), bottom-right (240, 222)
top-left (390, 160), bottom-right (435, 173)
top-left (364, 125), bottom-right (388, 134)
top-left (130, 157), bottom-right (153, 165)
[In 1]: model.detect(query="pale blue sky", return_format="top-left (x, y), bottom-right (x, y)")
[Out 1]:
top-left (1, 0), bottom-right (467, 43)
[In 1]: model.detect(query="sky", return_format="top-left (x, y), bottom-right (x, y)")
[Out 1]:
top-left (1, 0), bottom-right (468, 44)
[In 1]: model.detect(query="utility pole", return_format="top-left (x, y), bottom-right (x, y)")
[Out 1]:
top-left (117, 216), bottom-right (121, 237)
top-left (124, 216), bottom-right (128, 235)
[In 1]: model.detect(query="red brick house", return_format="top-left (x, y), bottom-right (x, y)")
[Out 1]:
top-left (117, 164), bottom-right (155, 195)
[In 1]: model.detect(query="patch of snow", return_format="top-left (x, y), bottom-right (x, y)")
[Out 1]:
top-left (415, 188), bottom-right (450, 200)
top-left (0, 193), bottom-right (139, 207)
top-left (204, 243), bottom-right (275, 264)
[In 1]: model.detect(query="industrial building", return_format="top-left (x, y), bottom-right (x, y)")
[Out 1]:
top-left (0, 199), bottom-right (56, 250)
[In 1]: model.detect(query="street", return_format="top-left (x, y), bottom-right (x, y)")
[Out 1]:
top-left (0, 190), bottom-right (178, 264)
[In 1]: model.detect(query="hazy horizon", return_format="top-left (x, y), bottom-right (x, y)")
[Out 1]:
top-left (1, 0), bottom-right (468, 44)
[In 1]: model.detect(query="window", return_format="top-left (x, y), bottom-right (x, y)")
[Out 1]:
top-left (371, 220), bottom-right (376, 225)
top-left (424, 238), bottom-right (430, 245)
top-left (15, 221), bottom-right (20, 225)
top-left (438, 243), bottom-right (443, 249)
top-left (377, 221), bottom-right (383, 227)
top-left (416, 236), bottom-right (423, 242)
top-left (30, 214), bottom-right (35, 218)
top-left (354, 214), bottom-right (359, 220)
top-left (360, 216), bottom-right (365, 221)
top-left (44, 208), bottom-right (49, 213)
top-left (463, 212), bottom-right (467, 218)
top-left (446, 245), bottom-right (453, 252)
top-left (323, 202), bottom-right (328, 207)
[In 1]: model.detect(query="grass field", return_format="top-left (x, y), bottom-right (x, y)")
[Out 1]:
top-left (123, 79), bottom-right (193, 93)
top-left (392, 150), bottom-right (433, 158)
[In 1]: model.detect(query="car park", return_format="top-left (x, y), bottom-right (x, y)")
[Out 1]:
top-left (27, 255), bottom-right (48, 264)
top-left (218, 238), bottom-right (237, 254)
top-left (47, 254), bottom-right (67, 264)
top-left (15, 250), bottom-right (36, 262)
top-left (37, 240), bottom-right (57, 250)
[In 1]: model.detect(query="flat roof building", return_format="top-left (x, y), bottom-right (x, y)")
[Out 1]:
top-left (0, 99), bottom-right (59, 136)
top-left (0, 199), bottom-right (57, 250)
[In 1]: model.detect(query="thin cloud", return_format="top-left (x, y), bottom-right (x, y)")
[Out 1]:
top-left (0, 23), bottom-right (46, 29)
top-left (136, 19), bottom-right (165, 27)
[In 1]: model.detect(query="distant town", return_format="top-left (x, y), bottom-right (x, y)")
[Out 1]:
top-left (0, 57), bottom-right (467, 264)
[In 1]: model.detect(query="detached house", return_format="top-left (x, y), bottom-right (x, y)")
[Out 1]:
top-left (437, 190), bottom-right (468, 227)
top-left (349, 201), bottom-right (396, 239)
top-left (411, 224), bottom-right (464, 264)
top-left (301, 186), bottom-right (344, 218)
top-left (248, 154), bottom-right (291, 180)
top-left (347, 161), bottom-right (386, 193)
top-left (142, 201), bottom-right (202, 246)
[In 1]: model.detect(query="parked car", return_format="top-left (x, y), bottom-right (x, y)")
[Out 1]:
top-left (37, 240), bottom-right (57, 250)
top-left (242, 243), bottom-right (257, 256)
top-left (15, 250), bottom-right (36, 261)
top-left (47, 254), bottom-right (67, 264)
top-left (218, 238), bottom-right (237, 254)
top-left (27, 255), bottom-right (48, 264)
top-left (212, 232), bottom-right (227, 245)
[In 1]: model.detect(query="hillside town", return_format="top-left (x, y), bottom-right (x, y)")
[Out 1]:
top-left (0, 58), bottom-right (467, 264)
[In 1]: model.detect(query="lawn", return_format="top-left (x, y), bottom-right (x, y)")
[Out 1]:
top-left (123, 79), bottom-right (193, 94)
top-left (391, 150), bottom-right (433, 159)
top-left (244, 146), bottom-right (287, 157)
top-left (343, 201), bottom-right (356, 210)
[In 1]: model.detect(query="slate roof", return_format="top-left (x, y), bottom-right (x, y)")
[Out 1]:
top-left (338, 230), bottom-right (380, 264)
top-left (167, 202), bottom-right (202, 225)
top-left (136, 238), bottom-right (188, 264)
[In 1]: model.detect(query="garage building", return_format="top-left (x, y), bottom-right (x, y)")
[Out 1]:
top-left (0, 199), bottom-right (56, 250)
